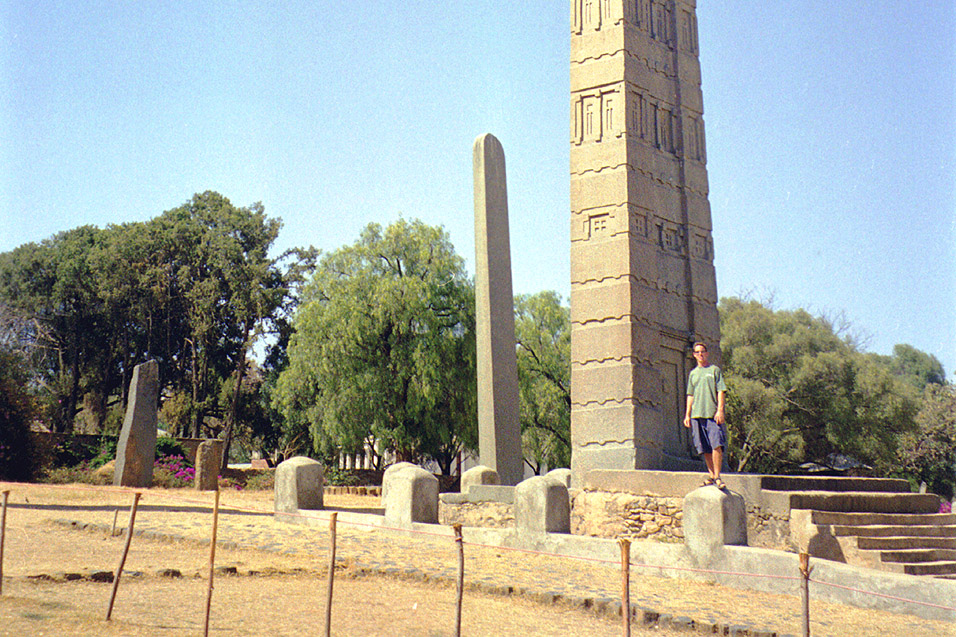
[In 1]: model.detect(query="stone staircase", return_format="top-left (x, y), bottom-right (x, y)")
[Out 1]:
top-left (767, 476), bottom-right (956, 578)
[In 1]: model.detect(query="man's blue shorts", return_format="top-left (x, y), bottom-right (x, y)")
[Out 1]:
top-left (691, 418), bottom-right (726, 455)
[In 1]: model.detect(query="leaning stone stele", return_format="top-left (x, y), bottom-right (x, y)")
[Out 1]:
top-left (114, 360), bottom-right (159, 488)
top-left (194, 440), bottom-right (223, 491)
top-left (473, 133), bottom-right (524, 486)
top-left (569, 0), bottom-right (721, 481)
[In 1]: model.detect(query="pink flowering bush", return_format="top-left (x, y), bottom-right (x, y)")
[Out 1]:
top-left (941, 500), bottom-right (953, 514)
top-left (153, 454), bottom-right (195, 488)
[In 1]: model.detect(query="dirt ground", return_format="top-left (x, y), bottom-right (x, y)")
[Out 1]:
top-left (1, 482), bottom-right (953, 636)
top-left (0, 483), bottom-right (687, 636)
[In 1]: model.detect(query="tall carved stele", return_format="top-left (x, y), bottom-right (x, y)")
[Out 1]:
top-left (569, 0), bottom-right (721, 482)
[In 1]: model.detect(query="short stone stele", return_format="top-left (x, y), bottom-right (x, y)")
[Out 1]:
top-left (383, 465), bottom-right (439, 526)
top-left (514, 475), bottom-right (571, 534)
top-left (194, 440), bottom-right (223, 491)
top-left (683, 486), bottom-right (747, 565)
top-left (114, 360), bottom-right (159, 488)
top-left (274, 456), bottom-right (324, 513)
top-left (460, 465), bottom-right (499, 494)
top-left (381, 461), bottom-right (416, 500)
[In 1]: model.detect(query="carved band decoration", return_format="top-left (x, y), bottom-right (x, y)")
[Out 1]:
top-left (571, 86), bottom-right (624, 144)
top-left (571, 0), bottom-right (621, 34)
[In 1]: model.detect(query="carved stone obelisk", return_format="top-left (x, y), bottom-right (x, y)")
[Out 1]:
top-left (473, 133), bottom-right (523, 486)
top-left (114, 360), bottom-right (159, 487)
top-left (569, 1), bottom-right (721, 482)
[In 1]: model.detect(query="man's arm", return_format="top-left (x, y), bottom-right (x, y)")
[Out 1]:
top-left (683, 395), bottom-right (694, 428)
top-left (714, 390), bottom-right (726, 425)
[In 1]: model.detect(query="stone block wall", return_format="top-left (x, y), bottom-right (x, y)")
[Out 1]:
top-left (439, 501), bottom-right (514, 529)
top-left (571, 490), bottom-right (684, 541)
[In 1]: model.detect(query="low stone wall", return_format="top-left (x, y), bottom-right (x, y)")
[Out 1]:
top-left (439, 501), bottom-right (514, 528)
top-left (571, 490), bottom-right (684, 542)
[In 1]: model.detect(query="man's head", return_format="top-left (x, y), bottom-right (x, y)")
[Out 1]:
top-left (692, 342), bottom-right (709, 367)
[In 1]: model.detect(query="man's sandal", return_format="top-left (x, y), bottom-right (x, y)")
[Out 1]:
top-left (714, 479), bottom-right (726, 490)
top-left (701, 477), bottom-right (715, 487)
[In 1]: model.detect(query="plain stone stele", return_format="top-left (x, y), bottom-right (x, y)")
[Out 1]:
top-left (682, 486), bottom-right (747, 565)
top-left (383, 465), bottom-right (439, 526)
top-left (460, 465), bottom-right (500, 494)
top-left (514, 475), bottom-right (571, 534)
top-left (380, 461), bottom-right (416, 500)
top-left (195, 440), bottom-right (223, 491)
top-left (114, 360), bottom-right (159, 488)
top-left (473, 133), bottom-right (524, 487)
top-left (274, 456), bottom-right (324, 513)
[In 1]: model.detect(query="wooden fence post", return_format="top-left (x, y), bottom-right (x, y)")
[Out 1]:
top-left (203, 488), bottom-right (221, 637)
top-left (325, 511), bottom-right (338, 637)
top-left (0, 490), bottom-right (9, 596)
top-left (454, 523), bottom-right (464, 637)
top-left (106, 491), bottom-right (142, 620)
top-left (800, 552), bottom-right (812, 637)
top-left (619, 538), bottom-right (631, 637)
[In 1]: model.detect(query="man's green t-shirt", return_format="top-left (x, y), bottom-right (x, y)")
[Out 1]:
top-left (687, 365), bottom-right (727, 419)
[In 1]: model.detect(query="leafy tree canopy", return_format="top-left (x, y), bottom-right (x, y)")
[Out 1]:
top-left (514, 291), bottom-right (570, 472)
top-left (274, 219), bottom-right (476, 474)
top-left (719, 297), bottom-right (920, 475)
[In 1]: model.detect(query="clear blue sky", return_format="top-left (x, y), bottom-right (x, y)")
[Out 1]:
top-left (2, 2), bottom-right (954, 378)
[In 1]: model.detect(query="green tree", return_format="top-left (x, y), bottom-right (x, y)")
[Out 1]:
top-left (275, 219), bottom-right (476, 474)
top-left (0, 226), bottom-right (106, 431)
top-left (895, 384), bottom-right (956, 498)
top-left (514, 291), bottom-right (570, 473)
top-left (719, 297), bottom-right (920, 474)
top-left (0, 347), bottom-right (37, 480)
top-left (870, 343), bottom-right (946, 390)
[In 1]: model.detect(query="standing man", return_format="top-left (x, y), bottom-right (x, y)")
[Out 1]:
top-left (684, 342), bottom-right (728, 489)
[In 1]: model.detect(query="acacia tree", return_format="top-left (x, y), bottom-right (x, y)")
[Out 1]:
top-left (514, 291), bottom-right (570, 472)
top-left (895, 383), bottom-right (956, 497)
top-left (274, 219), bottom-right (476, 473)
top-left (719, 297), bottom-right (920, 475)
top-left (0, 192), bottom-right (311, 457)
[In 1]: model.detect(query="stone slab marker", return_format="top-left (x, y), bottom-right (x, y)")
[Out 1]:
top-left (114, 360), bottom-right (159, 487)
top-left (194, 440), bottom-right (223, 491)
top-left (383, 465), bottom-right (439, 526)
top-left (514, 475), bottom-right (571, 533)
top-left (473, 133), bottom-right (524, 486)
top-left (569, 0), bottom-right (721, 482)
top-left (274, 457), bottom-right (324, 513)
top-left (683, 487), bottom-right (747, 565)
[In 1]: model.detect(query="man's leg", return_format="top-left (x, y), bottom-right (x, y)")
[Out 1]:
top-left (702, 451), bottom-right (716, 479)
top-left (712, 446), bottom-right (723, 480)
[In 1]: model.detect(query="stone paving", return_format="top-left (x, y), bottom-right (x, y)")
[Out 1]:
top-left (12, 486), bottom-right (955, 637)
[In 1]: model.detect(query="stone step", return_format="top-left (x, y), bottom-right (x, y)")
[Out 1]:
top-left (832, 524), bottom-right (956, 538)
top-left (808, 511), bottom-right (956, 526)
top-left (856, 536), bottom-right (956, 551)
top-left (900, 561), bottom-right (956, 576)
top-left (788, 492), bottom-right (940, 514)
top-left (876, 548), bottom-right (956, 564)
top-left (760, 476), bottom-right (911, 493)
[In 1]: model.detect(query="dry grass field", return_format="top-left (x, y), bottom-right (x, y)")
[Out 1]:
top-left (0, 482), bottom-right (952, 636)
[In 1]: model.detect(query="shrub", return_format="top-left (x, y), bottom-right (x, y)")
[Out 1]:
top-left (156, 435), bottom-right (186, 459)
top-left (244, 470), bottom-right (275, 491)
top-left (41, 462), bottom-right (109, 486)
top-left (324, 465), bottom-right (361, 486)
top-left (153, 454), bottom-right (195, 488)
top-left (89, 435), bottom-right (118, 469)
